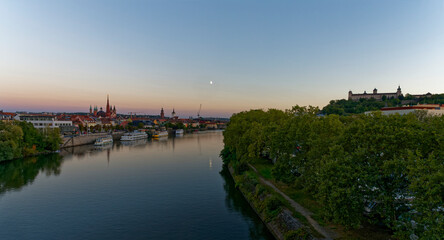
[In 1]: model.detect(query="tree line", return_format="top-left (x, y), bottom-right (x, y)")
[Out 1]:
top-left (222, 106), bottom-right (443, 239)
top-left (0, 121), bottom-right (62, 162)
top-left (322, 94), bottom-right (444, 116)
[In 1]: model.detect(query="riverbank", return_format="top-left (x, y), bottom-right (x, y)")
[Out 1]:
top-left (1, 131), bottom-right (274, 240)
top-left (222, 108), bottom-right (443, 239)
top-left (60, 132), bottom-right (124, 148)
top-left (247, 158), bottom-right (393, 240)
top-left (222, 152), bottom-right (394, 240)
top-left (226, 163), bottom-right (322, 240)
top-left (0, 121), bottom-right (61, 162)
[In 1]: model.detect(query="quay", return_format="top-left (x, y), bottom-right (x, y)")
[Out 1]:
top-left (61, 132), bottom-right (124, 148)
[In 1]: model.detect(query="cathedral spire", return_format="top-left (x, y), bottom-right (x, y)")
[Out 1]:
top-left (106, 94), bottom-right (110, 116)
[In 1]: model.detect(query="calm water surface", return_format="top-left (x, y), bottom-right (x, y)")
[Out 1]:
top-left (0, 131), bottom-right (274, 240)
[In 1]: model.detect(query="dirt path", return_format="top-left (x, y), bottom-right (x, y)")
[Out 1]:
top-left (249, 164), bottom-right (338, 240)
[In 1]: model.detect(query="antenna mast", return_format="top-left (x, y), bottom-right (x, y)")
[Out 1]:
top-left (197, 104), bottom-right (202, 118)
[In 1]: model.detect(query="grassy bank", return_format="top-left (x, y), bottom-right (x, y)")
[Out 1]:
top-left (249, 158), bottom-right (392, 240)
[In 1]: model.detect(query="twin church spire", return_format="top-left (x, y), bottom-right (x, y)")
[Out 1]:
top-left (89, 94), bottom-right (117, 118)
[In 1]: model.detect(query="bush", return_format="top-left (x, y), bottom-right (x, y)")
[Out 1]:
top-left (265, 195), bottom-right (282, 212)
top-left (262, 195), bottom-right (283, 221)
top-left (284, 229), bottom-right (311, 240)
top-left (234, 160), bottom-right (250, 175)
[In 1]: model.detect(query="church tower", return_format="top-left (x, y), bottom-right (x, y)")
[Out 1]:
top-left (90, 105), bottom-right (92, 114)
top-left (112, 105), bottom-right (117, 118)
top-left (172, 108), bottom-right (176, 118)
top-left (106, 94), bottom-right (110, 116)
top-left (160, 108), bottom-right (165, 119)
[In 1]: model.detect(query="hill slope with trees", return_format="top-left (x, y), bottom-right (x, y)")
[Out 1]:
top-left (322, 94), bottom-right (444, 115)
top-left (222, 106), bottom-right (443, 239)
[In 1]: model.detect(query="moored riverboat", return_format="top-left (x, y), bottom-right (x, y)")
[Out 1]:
top-left (176, 129), bottom-right (184, 136)
top-left (153, 131), bottom-right (168, 138)
top-left (94, 135), bottom-right (113, 146)
top-left (121, 131), bottom-right (148, 141)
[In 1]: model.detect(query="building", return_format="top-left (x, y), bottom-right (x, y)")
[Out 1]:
top-left (160, 108), bottom-right (165, 119)
top-left (71, 115), bottom-right (98, 128)
top-left (19, 114), bottom-right (73, 129)
top-left (171, 108), bottom-right (178, 119)
top-left (0, 111), bottom-right (16, 121)
top-left (348, 86), bottom-right (434, 101)
top-left (380, 104), bottom-right (444, 116)
top-left (348, 86), bottom-right (402, 101)
top-left (90, 95), bottom-right (117, 118)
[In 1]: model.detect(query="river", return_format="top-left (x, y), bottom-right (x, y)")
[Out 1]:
top-left (0, 131), bottom-right (274, 240)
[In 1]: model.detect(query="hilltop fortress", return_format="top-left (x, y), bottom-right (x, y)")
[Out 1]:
top-left (348, 86), bottom-right (432, 101)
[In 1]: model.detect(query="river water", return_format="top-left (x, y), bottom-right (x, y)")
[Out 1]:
top-left (0, 131), bottom-right (274, 240)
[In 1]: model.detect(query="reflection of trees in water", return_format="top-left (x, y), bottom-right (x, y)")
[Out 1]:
top-left (0, 153), bottom-right (63, 194)
top-left (219, 166), bottom-right (275, 240)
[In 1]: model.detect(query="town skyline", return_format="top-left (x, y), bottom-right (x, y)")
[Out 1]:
top-left (1, 1), bottom-right (444, 117)
top-left (1, 84), bottom-right (442, 118)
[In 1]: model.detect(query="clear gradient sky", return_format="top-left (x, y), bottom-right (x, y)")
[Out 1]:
top-left (1, 0), bottom-right (443, 117)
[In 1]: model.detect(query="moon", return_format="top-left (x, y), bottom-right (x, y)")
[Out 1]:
top-left (210, 81), bottom-right (213, 85)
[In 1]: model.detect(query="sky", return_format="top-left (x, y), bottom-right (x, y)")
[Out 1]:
top-left (1, 0), bottom-right (443, 117)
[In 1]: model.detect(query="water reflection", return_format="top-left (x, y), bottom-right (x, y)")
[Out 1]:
top-left (0, 132), bottom-right (274, 240)
top-left (120, 138), bottom-right (148, 147)
top-left (220, 166), bottom-right (275, 240)
top-left (0, 154), bottom-right (63, 195)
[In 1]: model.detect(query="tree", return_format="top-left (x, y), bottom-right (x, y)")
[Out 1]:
top-left (0, 122), bottom-right (24, 161)
top-left (222, 106), bottom-right (444, 236)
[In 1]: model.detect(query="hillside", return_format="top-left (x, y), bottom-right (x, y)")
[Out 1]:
top-left (322, 94), bottom-right (444, 115)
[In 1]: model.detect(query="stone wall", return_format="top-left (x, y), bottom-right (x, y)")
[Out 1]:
top-left (61, 132), bottom-right (124, 148)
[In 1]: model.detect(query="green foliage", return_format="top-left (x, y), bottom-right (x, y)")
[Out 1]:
top-left (223, 106), bottom-right (444, 238)
top-left (220, 146), bottom-right (236, 165)
top-left (284, 229), bottom-right (311, 240)
top-left (0, 121), bottom-right (61, 162)
top-left (236, 171), bottom-right (258, 194)
top-left (262, 195), bottom-right (283, 221)
top-left (409, 93), bottom-right (444, 105)
top-left (394, 152), bottom-right (444, 239)
top-left (164, 122), bottom-right (179, 129)
top-left (42, 128), bottom-right (62, 151)
top-left (0, 122), bottom-right (24, 161)
top-left (234, 161), bottom-right (250, 175)
top-left (323, 94), bottom-right (444, 116)
top-left (265, 195), bottom-right (283, 212)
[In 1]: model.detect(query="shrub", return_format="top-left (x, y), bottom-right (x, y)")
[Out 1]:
top-left (284, 229), bottom-right (311, 240)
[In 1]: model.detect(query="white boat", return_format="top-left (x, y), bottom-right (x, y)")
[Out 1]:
top-left (94, 135), bottom-right (113, 146)
top-left (121, 131), bottom-right (148, 141)
top-left (153, 131), bottom-right (168, 138)
top-left (176, 129), bottom-right (184, 136)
